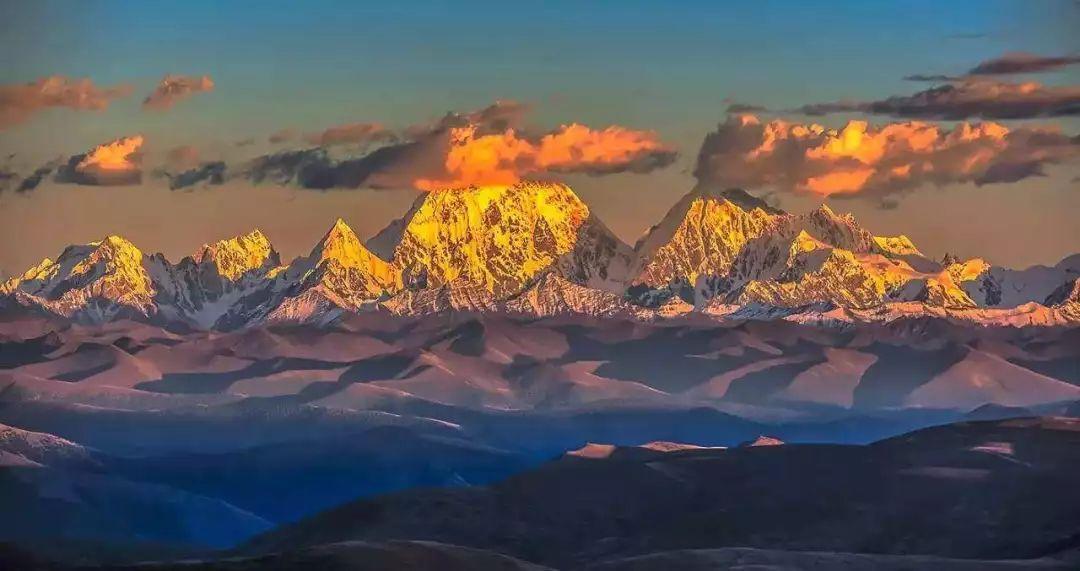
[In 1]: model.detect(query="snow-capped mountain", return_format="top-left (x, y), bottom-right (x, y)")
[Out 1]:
top-left (946, 254), bottom-right (1080, 308)
top-left (499, 272), bottom-right (639, 318)
top-left (731, 231), bottom-right (913, 310)
top-left (625, 187), bottom-right (963, 312)
top-left (369, 181), bottom-right (633, 296)
top-left (0, 235), bottom-right (171, 323)
top-left (3, 182), bottom-right (1078, 329)
top-left (217, 219), bottom-right (399, 328)
top-left (630, 187), bottom-right (780, 289)
top-left (1046, 277), bottom-right (1080, 307)
top-left (168, 230), bottom-right (283, 328)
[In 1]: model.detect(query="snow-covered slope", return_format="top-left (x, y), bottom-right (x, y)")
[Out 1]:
top-left (948, 254), bottom-right (1080, 308)
top-left (500, 272), bottom-right (638, 318)
top-left (732, 231), bottom-right (920, 310)
top-left (218, 219), bottom-right (399, 328)
top-left (631, 187), bottom-right (779, 289)
top-left (627, 187), bottom-right (983, 313)
top-left (0, 235), bottom-right (172, 323)
top-left (371, 181), bottom-right (633, 297)
top-left (168, 230), bottom-right (284, 328)
top-left (3, 183), bottom-right (1078, 329)
top-left (382, 272), bottom-right (638, 318)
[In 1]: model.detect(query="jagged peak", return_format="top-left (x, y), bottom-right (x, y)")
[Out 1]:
top-left (18, 257), bottom-right (55, 278)
top-left (791, 229), bottom-right (828, 253)
top-left (329, 217), bottom-right (352, 233)
top-left (812, 203), bottom-right (863, 227)
top-left (634, 187), bottom-right (778, 251)
top-left (302, 218), bottom-right (397, 290)
top-left (190, 229), bottom-right (279, 281)
top-left (792, 203), bottom-right (877, 254)
top-left (231, 228), bottom-right (271, 247)
top-left (94, 234), bottom-right (141, 252)
top-left (194, 229), bottom-right (273, 259)
top-left (81, 235), bottom-right (147, 270)
top-left (418, 180), bottom-right (581, 204)
top-left (383, 178), bottom-right (612, 295)
top-left (311, 218), bottom-right (372, 264)
top-left (320, 218), bottom-right (357, 242)
top-left (784, 230), bottom-right (842, 274)
top-left (947, 257), bottom-right (992, 281)
top-left (690, 186), bottom-right (784, 215)
top-left (630, 187), bottom-right (788, 288)
top-left (873, 234), bottom-right (922, 257)
top-left (70, 236), bottom-right (147, 271)
top-left (0, 232), bottom-right (160, 308)
top-left (1045, 278), bottom-right (1080, 306)
top-left (807, 203), bottom-right (859, 226)
top-left (417, 180), bottom-right (586, 211)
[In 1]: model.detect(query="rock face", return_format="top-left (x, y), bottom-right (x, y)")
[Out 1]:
top-left (381, 272), bottom-right (637, 318)
top-left (631, 187), bottom-right (779, 289)
top-left (0, 235), bottom-right (169, 323)
top-left (371, 181), bottom-right (632, 296)
top-left (1045, 278), bottom-right (1080, 307)
top-left (169, 230), bottom-right (283, 328)
top-left (3, 183), bottom-right (1079, 329)
top-left (287, 219), bottom-right (400, 306)
top-left (733, 231), bottom-right (908, 310)
top-left (218, 219), bottom-right (399, 328)
top-left (629, 188), bottom-right (985, 312)
top-left (0, 220), bottom-right (398, 329)
top-left (500, 272), bottom-right (637, 318)
top-left (949, 255), bottom-right (1080, 308)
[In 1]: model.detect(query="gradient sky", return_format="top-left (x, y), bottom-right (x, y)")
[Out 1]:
top-left (1, 0), bottom-right (1078, 277)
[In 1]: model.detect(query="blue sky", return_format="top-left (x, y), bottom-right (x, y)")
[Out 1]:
top-left (0, 0), bottom-right (1077, 273)
top-left (3, 0), bottom-right (1075, 151)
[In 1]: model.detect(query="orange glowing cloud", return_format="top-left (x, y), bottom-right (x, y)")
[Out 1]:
top-left (143, 75), bottom-right (214, 111)
top-left (68, 135), bottom-right (145, 185)
top-left (243, 101), bottom-right (677, 191)
top-left (0, 76), bottom-right (133, 130)
top-left (694, 114), bottom-right (1077, 197)
top-left (537, 123), bottom-right (675, 173)
top-left (415, 122), bottom-right (676, 190)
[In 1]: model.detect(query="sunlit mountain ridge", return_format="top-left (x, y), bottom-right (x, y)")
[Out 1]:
top-left (2, 181), bottom-right (1078, 329)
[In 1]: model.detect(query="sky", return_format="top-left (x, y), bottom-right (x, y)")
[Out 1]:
top-left (0, 0), bottom-right (1078, 276)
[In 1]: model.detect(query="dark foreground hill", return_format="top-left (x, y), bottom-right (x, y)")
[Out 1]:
top-left (3, 418), bottom-right (1078, 570)
top-left (0, 541), bottom-right (550, 571)
top-left (242, 417), bottom-right (1080, 568)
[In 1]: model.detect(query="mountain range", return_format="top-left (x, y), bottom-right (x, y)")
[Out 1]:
top-left (4, 182), bottom-right (1078, 330)
top-left (3, 258), bottom-right (1080, 568)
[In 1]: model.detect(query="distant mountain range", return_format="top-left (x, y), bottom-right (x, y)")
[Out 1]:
top-left (3, 182), bottom-right (1078, 330)
top-left (3, 284), bottom-right (1080, 567)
